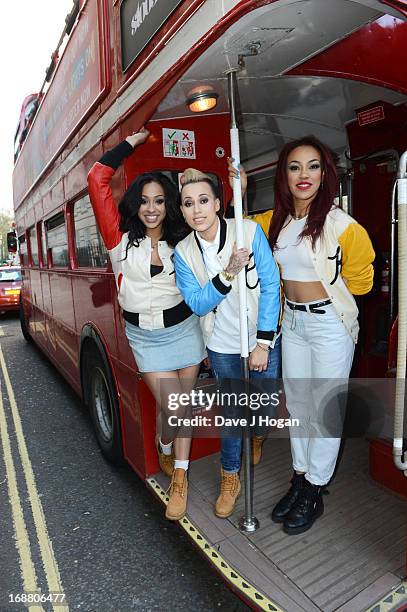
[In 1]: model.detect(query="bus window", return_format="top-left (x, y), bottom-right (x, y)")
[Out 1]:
top-left (46, 213), bottom-right (68, 267)
top-left (18, 235), bottom-right (27, 266)
top-left (29, 225), bottom-right (39, 266)
top-left (73, 195), bottom-right (109, 268)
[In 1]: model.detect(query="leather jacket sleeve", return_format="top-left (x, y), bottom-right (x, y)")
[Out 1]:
top-left (87, 141), bottom-right (134, 250)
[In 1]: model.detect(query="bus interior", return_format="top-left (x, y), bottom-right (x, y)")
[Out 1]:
top-left (135, 2), bottom-right (407, 610)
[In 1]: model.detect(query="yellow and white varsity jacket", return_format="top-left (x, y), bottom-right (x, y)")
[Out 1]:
top-left (250, 206), bottom-right (375, 343)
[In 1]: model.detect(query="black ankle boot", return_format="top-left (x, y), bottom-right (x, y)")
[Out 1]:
top-left (283, 479), bottom-right (324, 535)
top-left (271, 473), bottom-right (306, 523)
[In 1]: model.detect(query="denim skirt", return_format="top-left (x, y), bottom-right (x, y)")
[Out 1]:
top-left (125, 314), bottom-right (206, 373)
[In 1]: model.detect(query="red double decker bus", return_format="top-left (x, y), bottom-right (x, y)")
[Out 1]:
top-left (13, 1), bottom-right (407, 609)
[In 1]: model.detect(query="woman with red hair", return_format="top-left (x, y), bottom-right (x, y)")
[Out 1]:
top-left (228, 136), bottom-right (374, 534)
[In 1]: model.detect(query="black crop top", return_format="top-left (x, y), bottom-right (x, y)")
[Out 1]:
top-left (150, 264), bottom-right (164, 278)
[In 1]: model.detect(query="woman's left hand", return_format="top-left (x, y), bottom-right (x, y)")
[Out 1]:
top-left (249, 345), bottom-right (269, 373)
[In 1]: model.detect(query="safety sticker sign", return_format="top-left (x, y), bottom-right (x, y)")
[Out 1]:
top-left (162, 128), bottom-right (196, 159)
top-left (357, 105), bottom-right (385, 127)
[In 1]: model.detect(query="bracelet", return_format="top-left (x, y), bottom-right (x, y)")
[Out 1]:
top-left (256, 342), bottom-right (269, 352)
top-left (221, 269), bottom-right (235, 282)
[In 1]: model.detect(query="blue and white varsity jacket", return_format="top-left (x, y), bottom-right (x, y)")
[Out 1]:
top-left (174, 217), bottom-right (280, 346)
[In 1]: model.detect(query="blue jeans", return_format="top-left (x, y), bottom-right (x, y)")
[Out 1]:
top-left (208, 336), bottom-right (281, 473)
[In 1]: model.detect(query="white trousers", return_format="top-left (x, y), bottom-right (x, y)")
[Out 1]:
top-left (282, 301), bottom-right (355, 486)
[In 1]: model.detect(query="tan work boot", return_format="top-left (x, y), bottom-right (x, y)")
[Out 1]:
top-left (215, 469), bottom-right (241, 518)
top-left (252, 436), bottom-right (265, 466)
top-left (155, 435), bottom-right (174, 477)
top-left (165, 468), bottom-right (188, 520)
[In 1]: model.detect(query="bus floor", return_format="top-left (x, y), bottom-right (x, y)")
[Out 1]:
top-left (152, 438), bottom-right (405, 612)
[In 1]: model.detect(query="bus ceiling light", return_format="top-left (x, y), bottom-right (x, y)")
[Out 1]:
top-left (187, 92), bottom-right (219, 113)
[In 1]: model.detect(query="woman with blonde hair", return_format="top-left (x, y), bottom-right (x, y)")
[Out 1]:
top-left (174, 168), bottom-right (281, 519)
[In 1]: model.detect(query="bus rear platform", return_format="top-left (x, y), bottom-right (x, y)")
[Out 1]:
top-left (148, 438), bottom-right (406, 611)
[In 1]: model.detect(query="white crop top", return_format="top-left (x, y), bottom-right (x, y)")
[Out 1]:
top-left (274, 217), bottom-right (320, 281)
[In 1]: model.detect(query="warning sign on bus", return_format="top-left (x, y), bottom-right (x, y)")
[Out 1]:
top-left (162, 128), bottom-right (196, 159)
top-left (357, 105), bottom-right (385, 127)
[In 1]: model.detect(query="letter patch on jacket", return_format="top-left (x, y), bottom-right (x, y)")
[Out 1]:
top-left (328, 246), bottom-right (342, 285)
top-left (245, 252), bottom-right (259, 290)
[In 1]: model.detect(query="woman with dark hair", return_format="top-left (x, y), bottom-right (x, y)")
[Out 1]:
top-left (228, 136), bottom-right (374, 534)
top-left (174, 168), bottom-right (281, 519)
top-left (87, 129), bottom-right (205, 521)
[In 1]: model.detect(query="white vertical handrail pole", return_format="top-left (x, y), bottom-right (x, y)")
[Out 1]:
top-left (394, 150), bottom-right (407, 475)
top-left (227, 69), bottom-right (259, 532)
top-left (228, 71), bottom-right (249, 359)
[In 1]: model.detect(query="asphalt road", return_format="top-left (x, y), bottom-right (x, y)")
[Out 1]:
top-left (0, 313), bottom-right (248, 612)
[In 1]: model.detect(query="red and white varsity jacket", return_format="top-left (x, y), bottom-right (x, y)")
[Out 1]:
top-left (87, 142), bottom-right (192, 330)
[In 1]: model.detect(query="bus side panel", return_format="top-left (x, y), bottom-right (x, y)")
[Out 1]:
top-left (40, 271), bottom-right (53, 354)
top-left (64, 160), bottom-right (89, 205)
top-left (42, 180), bottom-right (65, 218)
top-left (72, 272), bottom-right (119, 365)
top-left (29, 269), bottom-right (46, 346)
top-left (20, 268), bottom-right (32, 329)
top-left (12, 0), bottom-right (110, 211)
top-left (114, 356), bottom-right (147, 478)
top-left (48, 272), bottom-right (80, 390)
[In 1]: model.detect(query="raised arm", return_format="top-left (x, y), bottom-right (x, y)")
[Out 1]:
top-left (225, 157), bottom-right (274, 235)
top-left (225, 156), bottom-right (247, 218)
top-left (87, 128), bottom-right (150, 250)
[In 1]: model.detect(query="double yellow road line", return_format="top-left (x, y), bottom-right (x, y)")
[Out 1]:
top-left (0, 343), bottom-right (68, 611)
